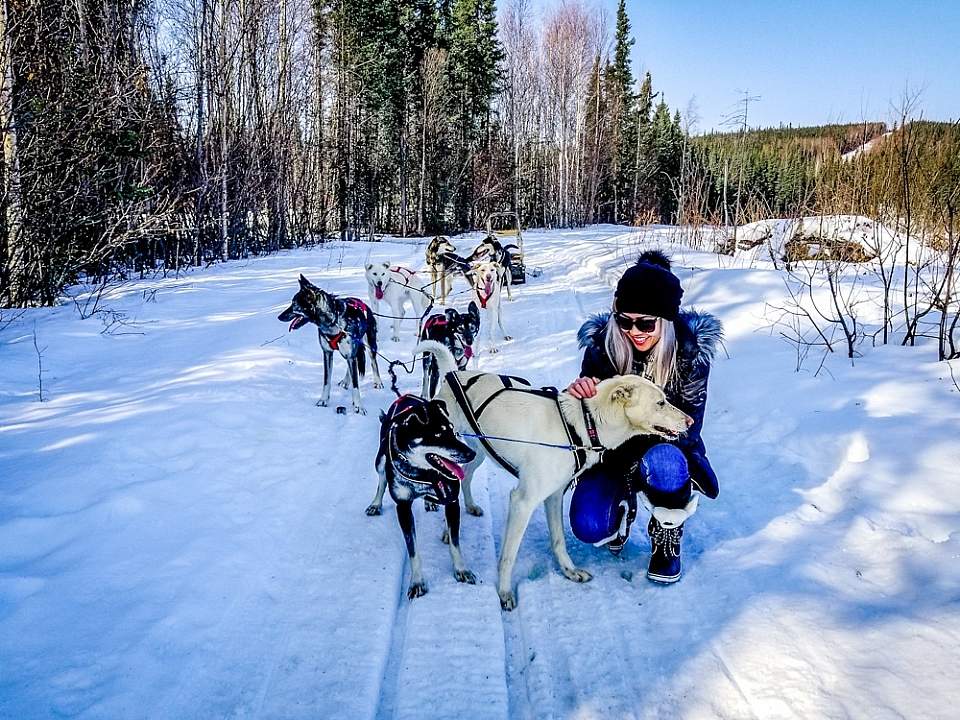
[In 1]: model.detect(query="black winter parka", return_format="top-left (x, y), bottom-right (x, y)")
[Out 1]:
top-left (577, 310), bottom-right (722, 498)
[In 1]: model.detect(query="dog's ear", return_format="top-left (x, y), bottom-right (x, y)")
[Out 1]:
top-left (381, 261), bottom-right (389, 269)
top-left (429, 399), bottom-right (449, 417)
top-left (609, 383), bottom-right (634, 405)
top-left (299, 274), bottom-right (313, 289)
top-left (365, 263), bottom-right (373, 271)
top-left (445, 308), bottom-right (457, 322)
top-left (468, 301), bottom-right (479, 320)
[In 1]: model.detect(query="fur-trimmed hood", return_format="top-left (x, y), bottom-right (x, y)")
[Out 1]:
top-left (577, 309), bottom-right (722, 369)
top-left (576, 308), bottom-right (723, 500)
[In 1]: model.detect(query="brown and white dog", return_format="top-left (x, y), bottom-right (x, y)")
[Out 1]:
top-left (426, 236), bottom-right (477, 305)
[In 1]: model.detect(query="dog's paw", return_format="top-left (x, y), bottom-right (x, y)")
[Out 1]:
top-left (504, 335), bottom-right (513, 341)
top-left (440, 528), bottom-right (450, 544)
top-left (488, 347), bottom-right (499, 354)
top-left (316, 399), bottom-right (329, 407)
top-left (365, 504), bottom-right (382, 516)
top-left (424, 501), bottom-right (439, 512)
top-left (561, 566), bottom-right (593, 584)
top-left (337, 379), bottom-right (350, 389)
top-left (373, 381), bottom-right (384, 389)
top-left (465, 504), bottom-right (484, 517)
top-left (455, 569), bottom-right (477, 585)
top-left (499, 590), bottom-right (517, 611)
top-left (407, 581), bottom-right (428, 599)
top-left (391, 335), bottom-right (401, 342)
top-left (353, 405), bottom-right (367, 416)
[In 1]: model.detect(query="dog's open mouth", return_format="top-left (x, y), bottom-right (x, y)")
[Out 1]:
top-left (375, 283), bottom-right (384, 300)
top-left (426, 453), bottom-right (465, 482)
top-left (653, 425), bottom-right (682, 440)
top-left (288, 315), bottom-right (308, 332)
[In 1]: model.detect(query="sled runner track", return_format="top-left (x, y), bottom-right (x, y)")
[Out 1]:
top-left (379, 476), bottom-right (510, 720)
top-left (373, 540), bottom-right (415, 720)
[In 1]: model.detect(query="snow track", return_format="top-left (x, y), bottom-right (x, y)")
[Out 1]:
top-left (3, 226), bottom-right (960, 718)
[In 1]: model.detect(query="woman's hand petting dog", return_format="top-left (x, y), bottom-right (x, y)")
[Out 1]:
top-left (566, 376), bottom-right (600, 399)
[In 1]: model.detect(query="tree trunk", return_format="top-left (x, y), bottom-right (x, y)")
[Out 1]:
top-left (1, 0), bottom-right (25, 305)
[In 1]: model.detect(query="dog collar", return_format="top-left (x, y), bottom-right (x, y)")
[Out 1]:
top-left (580, 400), bottom-right (602, 449)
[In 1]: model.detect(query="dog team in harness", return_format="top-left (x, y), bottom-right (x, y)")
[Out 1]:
top-left (281, 238), bottom-right (721, 606)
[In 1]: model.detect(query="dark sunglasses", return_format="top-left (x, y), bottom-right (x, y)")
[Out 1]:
top-left (614, 313), bottom-right (658, 333)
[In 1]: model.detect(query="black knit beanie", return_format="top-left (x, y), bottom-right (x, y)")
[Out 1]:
top-left (614, 250), bottom-right (683, 320)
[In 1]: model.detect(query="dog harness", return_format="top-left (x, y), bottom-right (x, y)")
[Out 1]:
top-left (326, 331), bottom-right (347, 350)
top-left (475, 284), bottom-right (495, 309)
top-left (345, 297), bottom-right (369, 314)
top-left (444, 372), bottom-right (605, 481)
top-left (423, 315), bottom-right (473, 362)
top-left (322, 297), bottom-right (369, 350)
top-left (384, 394), bottom-right (460, 505)
top-left (390, 266), bottom-right (418, 281)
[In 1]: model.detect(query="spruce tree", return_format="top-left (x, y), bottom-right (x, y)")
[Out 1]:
top-left (446, 0), bottom-right (503, 227)
top-left (610, 0), bottom-right (635, 222)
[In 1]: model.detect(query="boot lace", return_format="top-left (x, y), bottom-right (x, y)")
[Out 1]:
top-left (649, 522), bottom-right (682, 558)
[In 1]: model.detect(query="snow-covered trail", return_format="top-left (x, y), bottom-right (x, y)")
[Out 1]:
top-left (2, 226), bottom-right (959, 719)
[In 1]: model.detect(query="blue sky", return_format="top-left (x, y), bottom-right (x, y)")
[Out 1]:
top-left (613, 0), bottom-right (959, 132)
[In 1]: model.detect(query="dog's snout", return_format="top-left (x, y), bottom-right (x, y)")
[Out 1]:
top-left (684, 414), bottom-right (694, 428)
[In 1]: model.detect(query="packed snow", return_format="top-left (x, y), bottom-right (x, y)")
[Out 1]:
top-left (1, 226), bottom-right (959, 719)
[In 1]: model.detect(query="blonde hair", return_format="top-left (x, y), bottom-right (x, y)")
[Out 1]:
top-left (603, 310), bottom-right (678, 389)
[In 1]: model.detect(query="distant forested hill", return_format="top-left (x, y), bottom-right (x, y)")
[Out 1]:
top-left (689, 121), bottom-right (960, 229)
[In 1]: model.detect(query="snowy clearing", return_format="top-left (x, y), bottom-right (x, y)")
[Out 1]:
top-left (2, 226), bottom-right (959, 719)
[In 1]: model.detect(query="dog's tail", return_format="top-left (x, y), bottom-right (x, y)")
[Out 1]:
top-left (414, 340), bottom-right (457, 378)
top-left (357, 342), bottom-right (367, 377)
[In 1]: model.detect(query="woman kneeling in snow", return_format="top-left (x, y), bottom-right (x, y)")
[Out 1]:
top-left (566, 250), bottom-right (722, 583)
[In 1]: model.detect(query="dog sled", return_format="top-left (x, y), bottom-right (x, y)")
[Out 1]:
top-left (485, 212), bottom-right (526, 285)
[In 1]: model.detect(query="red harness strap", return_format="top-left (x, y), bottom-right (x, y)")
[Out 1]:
top-left (423, 315), bottom-right (447, 333)
top-left (477, 289), bottom-right (494, 309)
top-left (346, 297), bottom-right (369, 314)
top-left (327, 331), bottom-right (347, 350)
top-left (391, 266), bottom-right (417, 280)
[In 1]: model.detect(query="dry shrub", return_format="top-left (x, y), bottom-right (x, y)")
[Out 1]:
top-left (784, 235), bottom-right (876, 263)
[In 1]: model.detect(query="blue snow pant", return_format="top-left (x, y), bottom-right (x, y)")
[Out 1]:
top-left (570, 443), bottom-right (691, 544)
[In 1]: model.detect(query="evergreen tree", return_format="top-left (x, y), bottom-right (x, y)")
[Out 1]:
top-left (446, 0), bottom-right (503, 227)
top-left (609, 0), bottom-right (635, 222)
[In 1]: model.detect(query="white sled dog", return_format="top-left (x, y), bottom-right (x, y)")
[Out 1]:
top-left (365, 262), bottom-right (432, 341)
top-left (416, 340), bottom-right (692, 610)
top-left (471, 259), bottom-right (511, 353)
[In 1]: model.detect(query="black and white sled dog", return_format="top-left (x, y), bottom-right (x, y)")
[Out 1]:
top-left (471, 259), bottom-right (511, 353)
top-left (416, 340), bottom-right (692, 610)
top-left (418, 301), bottom-right (481, 400)
top-left (278, 274), bottom-right (383, 415)
top-left (473, 235), bottom-right (519, 300)
top-left (364, 261), bottom-right (432, 342)
top-left (426, 235), bottom-right (476, 305)
top-left (365, 394), bottom-right (478, 599)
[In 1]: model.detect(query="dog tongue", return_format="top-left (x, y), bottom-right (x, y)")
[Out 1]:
top-left (436, 457), bottom-right (465, 481)
top-left (484, 279), bottom-right (494, 296)
top-left (288, 317), bottom-right (300, 332)
top-left (463, 345), bottom-right (473, 359)
top-left (375, 285), bottom-right (384, 300)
